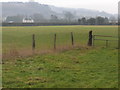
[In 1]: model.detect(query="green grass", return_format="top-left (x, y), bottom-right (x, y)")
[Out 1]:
top-left (2, 25), bottom-right (118, 88)
top-left (3, 47), bottom-right (118, 88)
top-left (2, 25), bottom-right (118, 53)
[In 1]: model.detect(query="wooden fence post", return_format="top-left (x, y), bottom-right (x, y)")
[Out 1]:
top-left (106, 40), bottom-right (108, 47)
top-left (93, 35), bottom-right (95, 46)
top-left (54, 34), bottom-right (56, 49)
top-left (71, 32), bottom-right (74, 46)
top-left (88, 31), bottom-right (93, 46)
top-left (32, 34), bottom-right (35, 51)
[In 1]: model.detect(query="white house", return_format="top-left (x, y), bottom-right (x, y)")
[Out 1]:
top-left (2, 17), bottom-right (7, 22)
top-left (23, 17), bottom-right (34, 23)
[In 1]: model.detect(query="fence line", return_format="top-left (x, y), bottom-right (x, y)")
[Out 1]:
top-left (31, 31), bottom-right (118, 52)
top-left (93, 35), bottom-right (118, 38)
top-left (93, 34), bottom-right (118, 48)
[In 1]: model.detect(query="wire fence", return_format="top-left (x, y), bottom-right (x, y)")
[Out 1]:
top-left (92, 34), bottom-right (118, 48)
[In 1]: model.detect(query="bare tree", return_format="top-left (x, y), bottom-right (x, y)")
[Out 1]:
top-left (31, 13), bottom-right (46, 23)
top-left (63, 11), bottom-right (74, 22)
top-left (109, 16), bottom-right (116, 25)
top-left (50, 15), bottom-right (58, 22)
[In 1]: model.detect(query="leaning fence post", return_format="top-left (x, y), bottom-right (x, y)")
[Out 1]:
top-left (32, 34), bottom-right (35, 51)
top-left (54, 34), bottom-right (56, 49)
top-left (71, 32), bottom-right (74, 46)
top-left (88, 31), bottom-right (93, 46)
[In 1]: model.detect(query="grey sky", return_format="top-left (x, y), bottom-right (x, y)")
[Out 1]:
top-left (1, 0), bottom-right (119, 14)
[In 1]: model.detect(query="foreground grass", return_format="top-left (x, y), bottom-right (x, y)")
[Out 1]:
top-left (3, 47), bottom-right (118, 88)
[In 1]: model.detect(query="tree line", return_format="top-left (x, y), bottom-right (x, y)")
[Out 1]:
top-left (78, 16), bottom-right (117, 25)
top-left (3, 12), bottom-right (117, 25)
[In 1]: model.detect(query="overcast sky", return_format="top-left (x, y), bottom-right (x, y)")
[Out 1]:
top-left (0, 0), bottom-right (119, 14)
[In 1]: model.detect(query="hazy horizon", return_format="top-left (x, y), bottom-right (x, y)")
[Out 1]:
top-left (0, 0), bottom-right (119, 14)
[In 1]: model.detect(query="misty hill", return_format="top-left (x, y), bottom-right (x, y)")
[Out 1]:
top-left (2, 2), bottom-right (116, 19)
top-left (2, 2), bottom-right (56, 19)
top-left (50, 6), bottom-right (113, 18)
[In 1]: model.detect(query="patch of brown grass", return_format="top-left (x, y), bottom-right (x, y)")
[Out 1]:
top-left (2, 44), bottom-right (93, 60)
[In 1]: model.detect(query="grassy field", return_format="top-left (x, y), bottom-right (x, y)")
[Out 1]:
top-left (2, 25), bottom-right (118, 57)
top-left (2, 25), bottom-right (118, 88)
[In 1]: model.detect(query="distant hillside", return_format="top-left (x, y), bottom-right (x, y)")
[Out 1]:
top-left (2, 2), bottom-right (56, 19)
top-left (2, 2), bottom-right (116, 19)
top-left (50, 6), bottom-right (113, 18)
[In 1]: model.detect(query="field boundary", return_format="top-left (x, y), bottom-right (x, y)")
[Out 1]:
top-left (31, 31), bottom-right (118, 52)
top-left (92, 34), bottom-right (118, 48)
top-left (3, 30), bottom-right (118, 59)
